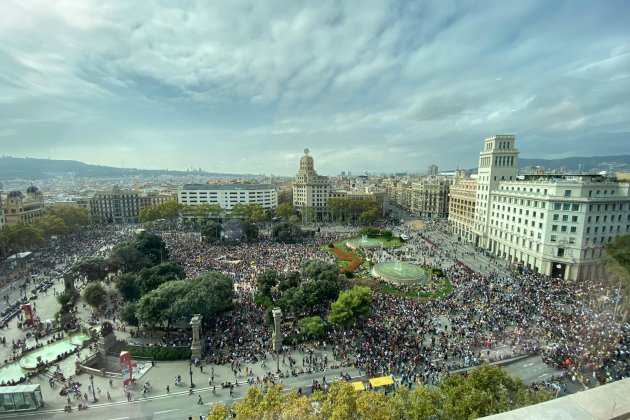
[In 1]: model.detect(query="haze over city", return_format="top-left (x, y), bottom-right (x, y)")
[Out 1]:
top-left (1, 0), bottom-right (629, 175)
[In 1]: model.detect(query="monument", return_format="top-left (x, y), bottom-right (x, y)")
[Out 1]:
top-left (190, 314), bottom-right (203, 359)
top-left (271, 308), bottom-right (283, 373)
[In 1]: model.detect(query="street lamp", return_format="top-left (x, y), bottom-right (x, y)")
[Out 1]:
top-left (188, 360), bottom-right (195, 388)
top-left (89, 374), bottom-right (98, 402)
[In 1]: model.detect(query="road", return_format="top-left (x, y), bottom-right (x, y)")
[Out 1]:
top-left (6, 373), bottom-right (365, 420)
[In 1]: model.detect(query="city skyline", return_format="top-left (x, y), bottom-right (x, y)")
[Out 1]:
top-left (1, 0), bottom-right (629, 175)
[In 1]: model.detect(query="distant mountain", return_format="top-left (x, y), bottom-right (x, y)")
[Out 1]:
top-left (0, 156), bottom-right (257, 181)
top-left (519, 155), bottom-right (630, 172)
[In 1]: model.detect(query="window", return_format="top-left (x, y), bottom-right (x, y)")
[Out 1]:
top-left (572, 204), bottom-right (579, 211)
top-left (563, 203), bottom-right (570, 211)
top-left (572, 216), bottom-right (578, 222)
top-left (554, 203), bottom-right (562, 210)
top-left (553, 214), bottom-right (559, 221)
top-left (561, 226), bottom-right (567, 232)
top-left (564, 190), bottom-right (571, 197)
top-left (552, 225), bottom-right (558, 231)
top-left (562, 215), bottom-right (568, 222)
top-left (558, 248), bottom-right (565, 257)
top-left (570, 227), bottom-right (577, 233)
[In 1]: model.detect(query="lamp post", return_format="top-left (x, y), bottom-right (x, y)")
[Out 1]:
top-left (89, 374), bottom-right (98, 402)
top-left (189, 360), bottom-right (194, 388)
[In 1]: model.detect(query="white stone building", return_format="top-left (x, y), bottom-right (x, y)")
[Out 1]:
top-left (460, 134), bottom-right (630, 280)
top-left (178, 184), bottom-right (277, 212)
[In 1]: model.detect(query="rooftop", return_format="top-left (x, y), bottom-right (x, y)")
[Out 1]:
top-left (180, 184), bottom-right (275, 191)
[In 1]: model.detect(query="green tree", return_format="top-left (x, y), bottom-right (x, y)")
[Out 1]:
top-left (116, 273), bottom-right (141, 302)
top-left (207, 403), bottom-right (231, 420)
top-left (201, 220), bottom-right (222, 243)
top-left (272, 222), bottom-right (305, 243)
top-left (57, 292), bottom-right (73, 314)
top-left (0, 222), bottom-right (45, 254)
top-left (181, 203), bottom-right (223, 223)
top-left (135, 280), bottom-right (187, 327)
top-left (72, 257), bottom-right (108, 282)
top-left (108, 243), bottom-right (152, 273)
top-left (603, 236), bottom-right (630, 320)
top-left (33, 215), bottom-right (68, 237)
top-left (231, 203), bottom-right (268, 223)
top-left (256, 270), bottom-right (279, 297)
top-left (169, 273), bottom-right (236, 320)
top-left (298, 316), bottom-right (325, 339)
top-left (275, 203), bottom-right (295, 221)
top-left (82, 282), bottom-right (108, 311)
top-left (279, 271), bottom-right (301, 291)
top-left (439, 364), bottom-right (551, 418)
top-left (136, 262), bottom-right (186, 296)
top-left (47, 205), bottom-right (89, 233)
top-left (139, 200), bottom-right (181, 223)
top-left (388, 386), bottom-right (442, 419)
top-left (134, 232), bottom-right (169, 264)
top-left (328, 286), bottom-right (372, 327)
top-left (242, 221), bottom-right (259, 241)
top-left (119, 302), bottom-right (139, 326)
top-left (360, 207), bottom-right (380, 224)
top-left (301, 260), bottom-right (339, 282)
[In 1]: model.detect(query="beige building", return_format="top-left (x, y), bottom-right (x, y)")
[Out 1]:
top-left (448, 174), bottom-right (477, 242)
top-left (2, 186), bottom-right (45, 226)
top-left (292, 149), bottom-right (332, 221)
top-left (90, 186), bottom-right (140, 224)
top-left (410, 177), bottom-right (452, 218)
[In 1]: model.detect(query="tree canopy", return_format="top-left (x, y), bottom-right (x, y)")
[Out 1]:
top-left (327, 197), bottom-right (381, 224)
top-left (46, 205), bottom-right (89, 233)
top-left (72, 257), bottom-right (108, 282)
top-left (211, 365), bottom-right (551, 419)
top-left (328, 286), bottom-right (372, 327)
top-left (231, 203), bottom-right (268, 224)
top-left (139, 200), bottom-right (181, 222)
top-left (135, 272), bottom-right (235, 327)
top-left (0, 222), bottom-right (45, 254)
top-left (201, 220), bottom-right (222, 243)
top-left (116, 273), bottom-right (141, 302)
top-left (275, 202), bottom-right (295, 221)
top-left (136, 262), bottom-right (186, 296)
top-left (82, 282), bottom-right (108, 311)
top-left (107, 243), bottom-right (152, 273)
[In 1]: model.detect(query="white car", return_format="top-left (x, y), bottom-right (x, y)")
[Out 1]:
top-left (400, 234), bottom-right (409, 240)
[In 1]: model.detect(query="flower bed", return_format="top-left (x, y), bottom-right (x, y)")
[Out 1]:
top-left (328, 246), bottom-right (364, 273)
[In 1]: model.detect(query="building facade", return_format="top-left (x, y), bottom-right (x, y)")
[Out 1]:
top-left (463, 134), bottom-right (630, 281)
top-left (410, 177), bottom-right (452, 218)
top-left (178, 184), bottom-right (277, 212)
top-left (90, 186), bottom-right (140, 224)
top-left (448, 174), bottom-right (477, 242)
top-left (292, 149), bottom-right (332, 221)
top-left (2, 186), bottom-right (45, 226)
top-left (473, 135), bottom-right (519, 248)
top-left (487, 174), bottom-right (630, 280)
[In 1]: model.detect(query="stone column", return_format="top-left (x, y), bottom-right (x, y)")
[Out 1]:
top-left (271, 308), bottom-right (282, 352)
top-left (190, 314), bottom-right (203, 359)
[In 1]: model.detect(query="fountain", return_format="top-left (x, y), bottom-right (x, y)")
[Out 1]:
top-left (346, 235), bottom-right (383, 249)
top-left (372, 261), bottom-right (428, 284)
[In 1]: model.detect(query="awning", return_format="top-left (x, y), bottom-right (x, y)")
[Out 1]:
top-left (351, 381), bottom-right (365, 391)
top-left (369, 376), bottom-right (394, 387)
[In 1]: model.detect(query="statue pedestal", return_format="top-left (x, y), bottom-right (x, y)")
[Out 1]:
top-left (98, 333), bottom-right (117, 354)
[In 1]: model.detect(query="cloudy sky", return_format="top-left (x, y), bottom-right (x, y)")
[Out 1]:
top-left (1, 0), bottom-right (628, 175)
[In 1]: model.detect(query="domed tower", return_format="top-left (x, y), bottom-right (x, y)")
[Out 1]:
top-left (292, 148), bottom-right (332, 222)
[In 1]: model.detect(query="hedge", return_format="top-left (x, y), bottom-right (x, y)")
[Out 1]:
top-left (110, 342), bottom-right (191, 360)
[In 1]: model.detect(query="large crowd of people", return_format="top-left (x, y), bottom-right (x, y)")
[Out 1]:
top-left (1, 219), bottom-right (628, 396)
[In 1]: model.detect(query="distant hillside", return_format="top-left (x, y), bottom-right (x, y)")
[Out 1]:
top-left (0, 156), bottom-right (256, 181)
top-left (519, 155), bottom-right (630, 172)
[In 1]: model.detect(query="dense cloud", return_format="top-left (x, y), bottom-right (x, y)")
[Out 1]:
top-left (0, 0), bottom-right (628, 175)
